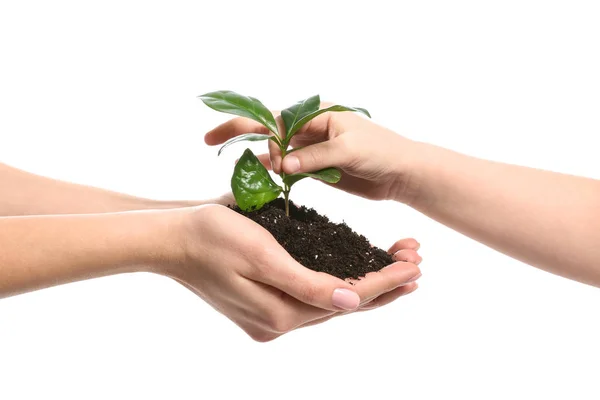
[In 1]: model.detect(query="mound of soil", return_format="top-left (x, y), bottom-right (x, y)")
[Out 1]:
top-left (233, 198), bottom-right (394, 280)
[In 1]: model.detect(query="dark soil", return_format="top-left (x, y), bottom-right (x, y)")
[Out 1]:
top-left (232, 198), bottom-right (394, 280)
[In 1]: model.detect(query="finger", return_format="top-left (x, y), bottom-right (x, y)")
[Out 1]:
top-left (350, 262), bottom-right (421, 301)
top-left (388, 238), bottom-right (420, 254)
top-left (297, 313), bottom-right (337, 330)
top-left (299, 282), bottom-right (420, 327)
top-left (204, 117), bottom-right (272, 145)
top-left (251, 255), bottom-right (361, 312)
top-left (288, 104), bottom-right (334, 138)
top-left (358, 283), bottom-right (419, 311)
top-left (247, 280), bottom-right (336, 334)
top-left (269, 137), bottom-right (283, 174)
top-left (204, 103), bottom-right (336, 147)
top-left (281, 136), bottom-right (353, 175)
top-left (392, 249), bottom-right (422, 265)
top-left (268, 115), bottom-right (289, 173)
top-left (211, 192), bottom-right (236, 207)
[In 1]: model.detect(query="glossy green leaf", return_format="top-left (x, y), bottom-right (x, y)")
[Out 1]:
top-left (283, 167), bottom-right (342, 187)
top-left (232, 148), bottom-right (282, 211)
top-left (218, 133), bottom-right (277, 156)
top-left (199, 90), bottom-right (279, 134)
top-left (285, 105), bottom-right (371, 144)
top-left (281, 95), bottom-right (320, 138)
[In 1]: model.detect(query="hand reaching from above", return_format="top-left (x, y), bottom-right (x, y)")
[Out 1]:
top-left (205, 108), bottom-right (421, 203)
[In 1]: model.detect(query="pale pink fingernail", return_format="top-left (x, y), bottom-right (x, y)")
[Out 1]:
top-left (332, 288), bottom-right (360, 310)
top-left (283, 156), bottom-right (300, 173)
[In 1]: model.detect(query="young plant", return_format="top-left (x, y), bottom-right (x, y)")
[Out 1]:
top-left (199, 90), bottom-right (370, 216)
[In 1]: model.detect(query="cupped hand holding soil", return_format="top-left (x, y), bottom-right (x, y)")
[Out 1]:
top-left (165, 203), bottom-right (421, 342)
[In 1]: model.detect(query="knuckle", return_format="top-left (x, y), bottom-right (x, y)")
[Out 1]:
top-left (405, 263), bottom-right (421, 277)
top-left (250, 260), bottom-right (272, 280)
top-left (296, 283), bottom-right (320, 305)
top-left (249, 245), bottom-right (279, 278)
top-left (248, 330), bottom-right (277, 343)
top-left (405, 238), bottom-right (419, 249)
top-left (335, 133), bottom-right (355, 154)
top-left (264, 309), bottom-right (295, 333)
top-left (306, 146), bottom-right (323, 167)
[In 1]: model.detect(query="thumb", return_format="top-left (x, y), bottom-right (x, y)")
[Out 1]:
top-left (257, 256), bottom-right (361, 311)
top-left (281, 137), bottom-right (350, 175)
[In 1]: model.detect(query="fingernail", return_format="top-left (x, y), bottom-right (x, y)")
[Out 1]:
top-left (332, 288), bottom-right (360, 310)
top-left (283, 156), bottom-right (300, 173)
top-left (406, 283), bottom-right (419, 294)
top-left (407, 273), bottom-right (422, 283)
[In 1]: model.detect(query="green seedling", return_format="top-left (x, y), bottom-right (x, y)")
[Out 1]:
top-left (199, 90), bottom-right (370, 216)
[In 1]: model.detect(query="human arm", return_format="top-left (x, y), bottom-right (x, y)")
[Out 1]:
top-left (400, 144), bottom-right (600, 286)
top-left (0, 162), bottom-right (226, 216)
top-left (205, 111), bottom-right (600, 287)
top-left (0, 205), bottom-right (421, 341)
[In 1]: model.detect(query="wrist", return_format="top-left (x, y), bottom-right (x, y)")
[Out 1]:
top-left (391, 141), bottom-right (451, 211)
top-left (126, 208), bottom-right (191, 276)
top-left (388, 139), bottom-right (428, 206)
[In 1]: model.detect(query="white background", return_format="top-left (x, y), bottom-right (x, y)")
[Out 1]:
top-left (1, 0), bottom-right (599, 399)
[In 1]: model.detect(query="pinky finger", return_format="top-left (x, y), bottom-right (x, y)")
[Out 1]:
top-left (388, 238), bottom-right (420, 255)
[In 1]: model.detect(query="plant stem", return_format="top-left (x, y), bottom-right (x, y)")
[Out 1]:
top-left (280, 146), bottom-right (291, 217)
top-left (284, 189), bottom-right (290, 217)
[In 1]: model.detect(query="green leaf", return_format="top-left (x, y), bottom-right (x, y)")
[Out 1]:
top-left (199, 90), bottom-right (279, 134)
top-left (287, 146), bottom-right (304, 154)
top-left (285, 105), bottom-right (371, 144)
top-left (218, 133), bottom-right (276, 156)
top-left (283, 167), bottom-right (342, 187)
top-left (281, 95), bottom-right (320, 138)
top-left (232, 148), bottom-right (282, 211)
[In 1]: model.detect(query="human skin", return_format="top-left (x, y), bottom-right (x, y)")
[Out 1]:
top-left (205, 109), bottom-right (600, 287)
top-left (0, 163), bottom-right (422, 341)
top-left (0, 162), bottom-right (218, 215)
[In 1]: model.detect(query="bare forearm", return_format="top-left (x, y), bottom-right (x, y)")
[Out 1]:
top-left (407, 143), bottom-right (600, 286)
top-left (0, 162), bottom-right (203, 216)
top-left (0, 211), bottom-right (178, 298)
